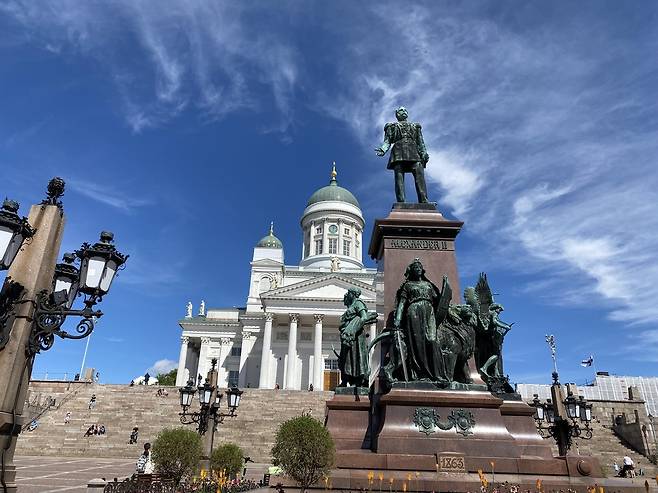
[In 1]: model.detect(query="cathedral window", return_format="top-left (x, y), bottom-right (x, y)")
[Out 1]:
top-left (231, 346), bottom-right (242, 357)
top-left (315, 239), bottom-right (323, 255)
top-left (342, 240), bottom-right (351, 256)
top-left (328, 238), bottom-right (337, 254)
top-left (315, 226), bottom-right (323, 235)
top-left (276, 331), bottom-right (289, 341)
top-left (324, 359), bottom-right (339, 370)
top-left (300, 331), bottom-right (312, 341)
top-left (344, 227), bottom-right (350, 235)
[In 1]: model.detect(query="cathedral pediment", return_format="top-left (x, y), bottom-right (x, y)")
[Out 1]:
top-left (261, 273), bottom-right (375, 302)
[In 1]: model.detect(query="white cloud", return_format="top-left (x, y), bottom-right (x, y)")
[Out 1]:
top-left (2, 1), bottom-right (297, 134)
top-left (425, 150), bottom-right (483, 216)
top-left (66, 177), bottom-right (154, 212)
top-left (146, 359), bottom-right (177, 376)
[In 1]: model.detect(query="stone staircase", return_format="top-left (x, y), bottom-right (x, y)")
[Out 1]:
top-left (18, 381), bottom-right (658, 477)
top-left (16, 382), bottom-right (332, 463)
top-left (538, 415), bottom-right (658, 478)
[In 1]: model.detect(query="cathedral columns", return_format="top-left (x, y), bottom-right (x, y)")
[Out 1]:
top-left (259, 313), bottom-right (274, 389)
top-left (198, 337), bottom-right (211, 382)
top-left (175, 336), bottom-right (190, 386)
top-left (238, 331), bottom-right (256, 387)
top-left (285, 314), bottom-right (299, 389)
top-left (313, 314), bottom-right (324, 390)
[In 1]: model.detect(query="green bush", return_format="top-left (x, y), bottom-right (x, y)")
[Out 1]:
top-left (156, 368), bottom-right (177, 386)
top-left (271, 414), bottom-right (335, 493)
top-left (152, 427), bottom-right (203, 485)
top-left (211, 443), bottom-right (244, 477)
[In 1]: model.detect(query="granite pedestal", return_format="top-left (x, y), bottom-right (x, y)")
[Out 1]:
top-left (315, 205), bottom-right (639, 491)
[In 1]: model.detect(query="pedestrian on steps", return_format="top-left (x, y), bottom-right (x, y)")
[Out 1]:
top-left (88, 394), bottom-right (96, 410)
top-left (64, 412), bottom-right (71, 425)
top-left (129, 427), bottom-right (139, 444)
top-left (136, 442), bottom-right (154, 474)
top-left (621, 455), bottom-right (635, 478)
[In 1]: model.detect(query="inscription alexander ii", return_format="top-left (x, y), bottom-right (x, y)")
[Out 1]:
top-left (387, 238), bottom-right (453, 251)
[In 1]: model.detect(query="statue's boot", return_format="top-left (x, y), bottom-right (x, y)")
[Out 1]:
top-left (413, 163), bottom-right (430, 203)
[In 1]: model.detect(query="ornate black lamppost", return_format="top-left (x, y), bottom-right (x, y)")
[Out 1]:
top-left (179, 358), bottom-right (243, 470)
top-left (0, 178), bottom-right (128, 493)
top-left (529, 335), bottom-right (593, 456)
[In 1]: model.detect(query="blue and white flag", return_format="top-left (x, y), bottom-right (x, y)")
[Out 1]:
top-left (581, 355), bottom-right (594, 367)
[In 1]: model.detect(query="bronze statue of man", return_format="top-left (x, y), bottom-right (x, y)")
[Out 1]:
top-left (375, 107), bottom-right (430, 203)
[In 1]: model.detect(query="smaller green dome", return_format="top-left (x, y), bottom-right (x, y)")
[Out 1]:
top-left (256, 222), bottom-right (283, 249)
top-left (306, 164), bottom-right (360, 208)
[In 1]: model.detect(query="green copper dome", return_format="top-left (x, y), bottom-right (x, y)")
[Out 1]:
top-left (256, 222), bottom-right (283, 249)
top-left (306, 164), bottom-right (360, 208)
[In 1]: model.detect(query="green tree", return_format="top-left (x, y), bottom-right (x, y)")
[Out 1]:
top-left (156, 368), bottom-right (177, 386)
top-left (271, 414), bottom-right (335, 493)
top-left (211, 443), bottom-right (244, 478)
top-left (151, 427), bottom-right (202, 485)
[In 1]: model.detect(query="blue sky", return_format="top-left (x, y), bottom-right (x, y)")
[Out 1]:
top-left (1, 1), bottom-right (658, 385)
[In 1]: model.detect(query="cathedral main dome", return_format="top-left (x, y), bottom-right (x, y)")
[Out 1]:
top-left (306, 167), bottom-right (360, 208)
top-left (300, 163), bottom-right (364, 270)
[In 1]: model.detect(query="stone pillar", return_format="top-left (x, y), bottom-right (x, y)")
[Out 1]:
top-left (259, 313), bottom-right (273, 388)
top-left (338, 219), bottom-right (344, 257)
top-left (313, 314), bottom-right (324, 390)
top-left (175, 336), bottom-right (190, 386)
top-left (217, 337), bottom-right (232, 386)
top-left (197, 337), bottom-right (211, 383)
top-left (238, 331), bottom-right (256, 387)
top-left (285, 314), bottom-right (299, 389)
top-left (0, 204), bottom-right (65, 493)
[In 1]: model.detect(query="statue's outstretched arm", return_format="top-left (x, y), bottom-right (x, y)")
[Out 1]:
top-left (375, 124), bottom-right (392, 156)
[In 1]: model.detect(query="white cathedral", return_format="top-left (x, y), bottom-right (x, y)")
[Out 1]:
top-left (175, 165), bottom-right (377, 391)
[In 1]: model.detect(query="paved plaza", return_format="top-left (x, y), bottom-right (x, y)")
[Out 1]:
top-left (15, 456), bottom-right (135, 493)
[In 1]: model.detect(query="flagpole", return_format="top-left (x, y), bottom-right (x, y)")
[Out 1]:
top-left (79, 316), bottom-right (98, 379)
top-left (591, 354), bottom-right (598, 386)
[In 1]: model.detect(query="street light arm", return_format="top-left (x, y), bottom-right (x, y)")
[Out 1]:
top-left (27, 290), bottom-right (103, 356)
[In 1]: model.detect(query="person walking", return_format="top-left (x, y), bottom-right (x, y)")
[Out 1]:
top-left (136, 443), bottom-right (154, 474)
top-left (88, 394), bottom-right (96, 410)
top-left (129, 427), bottom-right (139, 444)
top-left (64, 411), bottom-right (71, 424)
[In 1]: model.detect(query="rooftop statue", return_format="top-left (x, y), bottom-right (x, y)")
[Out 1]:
top-left (375, 107), bottom-right (430, 203)
top-left (336, 288), bottom-right (377, 388)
